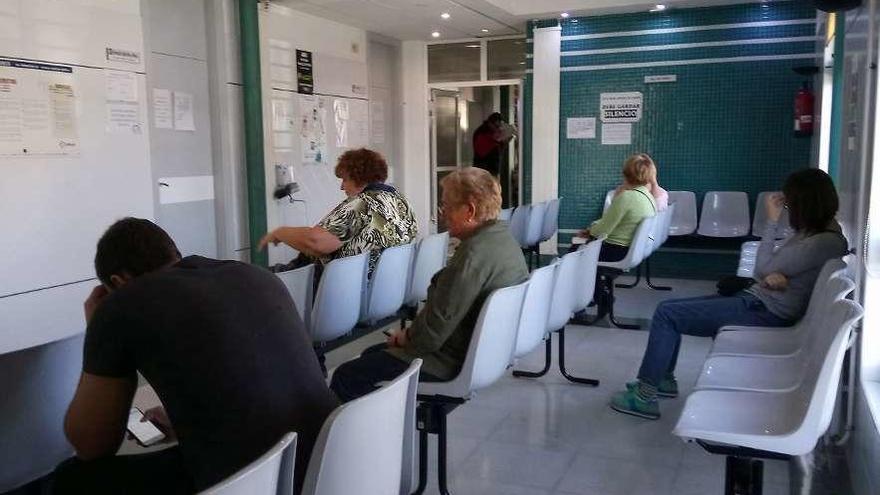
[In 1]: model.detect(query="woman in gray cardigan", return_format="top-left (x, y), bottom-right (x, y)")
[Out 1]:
top-left (611, 169), bottom-right (848, 420)
top-left (330, 167), bottom-right (528, 402)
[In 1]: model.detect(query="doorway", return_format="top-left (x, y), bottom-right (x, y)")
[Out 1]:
top-left (430, 83), bottom-right (522, 231)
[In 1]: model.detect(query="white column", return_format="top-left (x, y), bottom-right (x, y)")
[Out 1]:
top-left (400, 41), bottom-right (432, 235)
top-left (531, 26), bottom-right (562, 254)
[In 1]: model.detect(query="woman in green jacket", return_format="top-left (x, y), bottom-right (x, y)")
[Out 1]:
top-left (330, 167), bottom-right (529, 402)
top-left (576, 153), bottom-right (657, 261)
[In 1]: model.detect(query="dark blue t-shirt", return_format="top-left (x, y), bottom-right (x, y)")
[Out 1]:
top-left (84, 256), bottom-right (338, 492)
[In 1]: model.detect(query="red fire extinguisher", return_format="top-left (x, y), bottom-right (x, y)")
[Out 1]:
top-left (794, 81), bottom-right (814, 137)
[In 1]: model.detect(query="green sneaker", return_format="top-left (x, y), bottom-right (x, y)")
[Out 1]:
top-left (610, 389), bottom-right (660, 420)
top-left (626, 377), bottom-right (679, 398)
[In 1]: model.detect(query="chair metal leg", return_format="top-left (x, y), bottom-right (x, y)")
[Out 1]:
top-left (615, 264), bottom-right (642, 289)
top-left (412, 426), bottom-right (429, 495)
top-left (606, 281), bottom-right (641, 330)
top-left (557, 327), bottom-right (600, 386)
top-left (437, 410), bottom-right (451, 495)
top-left (644, 256), bottom-right (672, 291)
top-left (512, 336), bottom-right (552, 378)
top-left (725, 456), bottom-right (764, 495)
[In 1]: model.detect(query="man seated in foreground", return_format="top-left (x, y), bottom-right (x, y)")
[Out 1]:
top-left (55, 218), bottom-right (338, 494)
top-left (330, 167), bottom-right (529, 402)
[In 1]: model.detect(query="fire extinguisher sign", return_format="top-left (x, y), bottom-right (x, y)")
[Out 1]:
top-left (600, 92), bottom-right (643, 123)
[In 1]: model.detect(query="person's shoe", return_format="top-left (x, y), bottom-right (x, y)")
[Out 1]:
top-left (626, 377), bottom-right (678, 398)
top-left (610, 389), bottom-right (660, 420)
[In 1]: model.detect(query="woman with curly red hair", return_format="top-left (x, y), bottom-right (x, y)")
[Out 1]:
top-left (260, 148), bottom-right (417, 275)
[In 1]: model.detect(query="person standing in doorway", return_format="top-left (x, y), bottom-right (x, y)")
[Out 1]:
top-left (472, 112), bottom-right (513, 176)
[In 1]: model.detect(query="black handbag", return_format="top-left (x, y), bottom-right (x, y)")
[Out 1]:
top-left (716, 276), bottom-right (755, 296)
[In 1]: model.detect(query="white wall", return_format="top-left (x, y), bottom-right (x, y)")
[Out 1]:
top-left (0, 0), bottom-right (153, 353)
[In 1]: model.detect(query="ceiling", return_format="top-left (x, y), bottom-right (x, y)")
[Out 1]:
top-left (276, 0), bottom-right (772, 41)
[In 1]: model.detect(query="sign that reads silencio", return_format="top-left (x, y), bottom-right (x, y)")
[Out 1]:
top-left (296, 49), bottom-right (314, 94)
top-left (600, 92), bottom-right (643, 123)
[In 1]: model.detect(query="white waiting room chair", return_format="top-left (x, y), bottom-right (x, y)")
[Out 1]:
top-left (0, 333), bottom-right (84, 493)
top-left (311, 253), bottom-right (369, 344)
top-left (276, 263), bottom-right (316, 330)
top-left (301, 360), bottom-right (421, 495)
top-left (539, 197), bottom-right (561, 245)
top-left (514, 240), bottom-right (603, 386)
top-left (199, 433), bottom-right (297, 495)
top-left (602, 189), bottom-right (616, 212)
top-left (698, 191), bottom-right (750, 237)
top-left (522, 201), bottom-right (547, 268)
top-left (711, 258), bottom-right (849, 358)
top-left (512, 263), bottom-right (557, 361)
top-left (508, 204), bottom-right (530, 248)
top-left (673, 299), bottom-right (863, 494)
top-left (667, 191), bottom-right (698, 236)
top-left (401, 232), bottom-right (449, 323)
top-left (695, 279), bottom-right (860, 393)
top-left (752, 191), bottom-right (793, 238)
top-left (359, 243), bottom-right (415, 326)
top-left (412, 282), bottom-right (529, 494)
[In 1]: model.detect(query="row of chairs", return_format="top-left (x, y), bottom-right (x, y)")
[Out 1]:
top-left (605, 190), bottom-right (793, 239)
top-left (673, 258), bottom-right (863, 494)
top-left (275, 232), bottom-right (449, 349)
top-left (500, 198), bottom-right (560, 268)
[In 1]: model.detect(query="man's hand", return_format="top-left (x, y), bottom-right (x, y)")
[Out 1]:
top-left (142, 406), bottom-right (176, 442)
top-left (578, 229), bottom-right (591, 238)
top-left (84, 285), bottom-right (109, 324)
top-left (386, 329), bottom-right (409, 348)
top-left (766, 192), bottom-right (785, 223)
top-left (761, 272), bottom-right (789, 291)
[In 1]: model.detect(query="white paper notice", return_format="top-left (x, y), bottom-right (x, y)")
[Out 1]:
top-left (105, 70), bottom-right (141, 135)
top-left (300, 94), bottom-right (327, 164)
top-left (106, 70), bottom-right (137, 102)
top-left (333, 99), bottom-right (349, 148)
top-left (566, 117), bottom-right (596, 139)
top-left (173, 91), bottom-right (195, 131)
top-left (272, 99), bottom-right (295, 132)
top-left (152, 88), bottom-right (172, 129)
top-left (602, 123), bottom-right (632, 145)
top-left (370, 101), bottom-right (385, 144)
top-left (600, 92), bottom-right (643, 123)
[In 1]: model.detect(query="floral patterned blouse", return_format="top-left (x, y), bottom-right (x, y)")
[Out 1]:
top-left (317, 184), bottom-right (418, 274)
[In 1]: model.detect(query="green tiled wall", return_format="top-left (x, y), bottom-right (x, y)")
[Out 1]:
top-left (524, 1), bottom-right (816, 279)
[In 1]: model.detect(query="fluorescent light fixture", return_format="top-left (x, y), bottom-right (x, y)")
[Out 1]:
top-left (431, 31), bottom-right (440, 38)
top-left (481, 28), bottom-right (489, 33)
top-left (560, 12), bottom-right (570, 18)
top-left (441, 12), bottom-right (450, 19)
top-left (650, 4), bottom-right (667, 11)
top-left (571, 19), bottom-right (579, 23)
top-left (465, 44), bottom-right (480, 48)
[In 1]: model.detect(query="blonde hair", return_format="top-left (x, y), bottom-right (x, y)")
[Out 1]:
top-left (441, 167), bottom-right (502, 222)
top-left (622, 153), bottom-right (655, 186)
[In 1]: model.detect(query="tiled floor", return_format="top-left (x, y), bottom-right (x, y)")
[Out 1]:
top-left (328, 277), bottom-right (793, 495)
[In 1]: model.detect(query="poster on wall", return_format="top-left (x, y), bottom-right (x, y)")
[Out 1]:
top-left (0, 59), bottom-right (79, 156)
top-left (602, 123), bottom-right (632, 145)
top-left (105, 70), bottom-right (141, 135)
top-left (296, 49), bottom-right (314, 94)
top-left (299, 94), bottom-right (326, 164)
top-left (347, 99), bottom-right (369, 148)
top-left (173, 91), bottom-right (195, 131)
top-left (600, 92), bottom-right (642, 123)
top-left (566, 117), bottom-right (596, 139)
top-left (152, 88), bottom-right (173, 129)
top-left (272, 98), bottom-right (295, 151)
top-left (370, 101), bottom-right (385, 144)
top-left (333, 98), bottom-right (349, 148)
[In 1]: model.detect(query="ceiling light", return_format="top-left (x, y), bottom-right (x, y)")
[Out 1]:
top-left (650, 4), bottom-right (667, 12)
top-left (441, 12), bottom-right (450, 19)
top-left (560, 12), bottom-right (570, 18)
top-left (431, 31), bottom-right (440, 38)
top-left (571, 19), bottom-right (579, 23)
top-left (519, 61), bottom-right (526, 65)
top-left (465, 44), bottom-right (480, 48)
top-left (481, 28), bottom-right (489, 33)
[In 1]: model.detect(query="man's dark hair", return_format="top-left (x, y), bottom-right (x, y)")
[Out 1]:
top-left (783, 168), bottom-right (839, 235)
top-left (487, 112), bottom-right (504, 124)
top-left (95, 218), bottom-right (181, 286)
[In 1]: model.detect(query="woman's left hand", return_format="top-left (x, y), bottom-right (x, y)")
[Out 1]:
top-left (766, 193), bottom-right (785, 223)
top-left (258, 229), bottom-right (281, 250)
top-left (386, 329), bottom-right (409, 348)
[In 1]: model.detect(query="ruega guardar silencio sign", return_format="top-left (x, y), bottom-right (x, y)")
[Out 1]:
top-left (600, 92), bottom-right (643, 123)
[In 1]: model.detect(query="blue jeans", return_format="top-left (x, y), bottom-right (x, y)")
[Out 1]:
top-left (636, 293), bottom-right (793, 387)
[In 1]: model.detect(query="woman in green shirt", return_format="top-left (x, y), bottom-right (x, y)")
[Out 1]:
top-left (578, 153), bottom-right (657, 261)
top-left (330, 167), bottom-right (529, 402)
